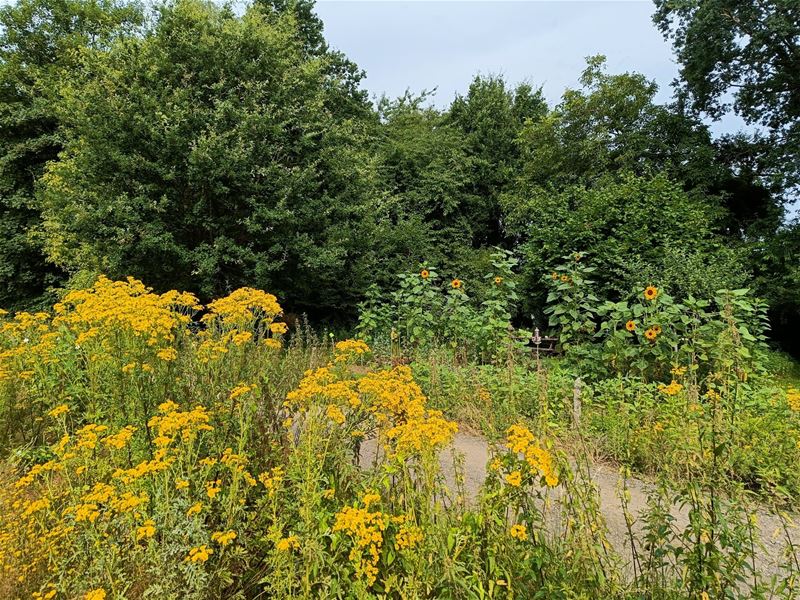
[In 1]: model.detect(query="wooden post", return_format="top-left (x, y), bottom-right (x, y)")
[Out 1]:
top-left (572, 377), bottom-right (582, 428)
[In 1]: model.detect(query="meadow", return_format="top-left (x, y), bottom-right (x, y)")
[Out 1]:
top-left (1, 0), bottom-right (799, 597)
top-left (1, 268), bottom-right (799, 599)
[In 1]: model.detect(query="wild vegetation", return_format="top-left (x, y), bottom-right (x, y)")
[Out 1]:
top-left (1, 0), bottom-right (799, 598)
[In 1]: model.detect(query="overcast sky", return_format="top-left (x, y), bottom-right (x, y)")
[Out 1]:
top-left (314, 1), bottom-right (748, 135)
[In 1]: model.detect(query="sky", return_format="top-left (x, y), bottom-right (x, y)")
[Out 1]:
top-left (314, 0), bottom-right (748, 135)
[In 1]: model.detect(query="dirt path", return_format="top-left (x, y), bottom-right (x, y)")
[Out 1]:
top-left (362, 431), bottom-right (798, 578)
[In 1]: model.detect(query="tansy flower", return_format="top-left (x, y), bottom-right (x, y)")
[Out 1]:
top-left (276, 535), bottom-right (300, 551)
top-left (504, 471), bottom-right (522, 487)
top-left (644, 328), bottom-right (658, 341)
top-left (625, 320), bottom-right (636, 332)
top-left (420, 269), bottom-right (430, 279)
top-left (451, 279), bottom-right (462, 289)
top-left (156, 347), bottom-right (177, 361)
top-left (510, 524), bottom-right (527, 541)
top-left (48, 404), bottom-right (70, 418)
top-left (644, 286), bottom-right (658, 301)
top-left (175, 479), bottom-right (189, 490)
top-left (211, 530), bottom-right (237, 546)
top-left (185, 545), bottom-right (213, 563)
top-left (136, 519), bottom-right (156, 541)
top-left (206, 480), bottom-right (222, 499)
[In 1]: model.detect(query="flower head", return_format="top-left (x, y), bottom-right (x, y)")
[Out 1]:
top-left (625, 320), bottom-right (636, 332)
top-left (451, 279), bottom-right (462, 290)
top-left (644, 286), bottom-right (659, 301)
top-left (510, 524), bottom-right (527, 541)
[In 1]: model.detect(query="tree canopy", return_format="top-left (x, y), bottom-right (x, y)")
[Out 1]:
top-left (0, 0), bottom-right (796, 351)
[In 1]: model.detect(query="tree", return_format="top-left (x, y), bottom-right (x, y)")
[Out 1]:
top-left (653, 0), bottom-right (800, 190)
top-left (0, 0), bottom-right (142, 309)
top-left (374, 92), bottom-right (482, 278)
top-left (39, 0), bottom-right (380, 313)
top-left (447, 75), bottom-right (547, 246)
top-left (503, 172), bottom-right (747, 317)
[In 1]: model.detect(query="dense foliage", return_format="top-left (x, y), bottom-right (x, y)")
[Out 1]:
top-left (0, 0), bottom-right (796, 348)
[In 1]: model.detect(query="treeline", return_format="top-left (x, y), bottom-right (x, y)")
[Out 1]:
top-left (1, 0), bottom-right (798, 351)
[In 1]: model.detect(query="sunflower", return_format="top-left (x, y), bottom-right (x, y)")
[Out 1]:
top-left (560, 275), bottom-right (569, 283)
top-left (625, 320), bottom-right (636, 332)
top-left (653, 325), bottom-right (662, 335)
top-left (451, 279), bottom-right (462, 289)
top-left (420, 269), bottom-right (429, 280)
top-left (644, 328), bottom-right (658, 341)
top-left (494, 276), bottom-right (503, 285)
top-left (551, 272), bottom-right (559, 280)
top-left (644, 286), bottom-right (659, 301)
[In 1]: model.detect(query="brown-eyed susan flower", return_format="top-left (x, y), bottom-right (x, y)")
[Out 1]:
top-left (625, 320), bottom-right (636, 332)
top-left (420, 269), bottom-right (430, 279)
top-left (644, 328), bottom-right (658, 341)
top-left (451, 278), bottom-right (462, 289)
top-left (644, 286), bottom-right (658, 301)
top-left (510, 524), bottom-right (528, 541)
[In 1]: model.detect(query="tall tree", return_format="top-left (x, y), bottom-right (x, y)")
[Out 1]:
top-left (39, 0), bottom-right (380, 313)
top-left (653, 0), bottom-right (800, 191)
top-left (0, 0), bottom-right (142, 309)
top-left (447, 75), bottom-right (547, 246)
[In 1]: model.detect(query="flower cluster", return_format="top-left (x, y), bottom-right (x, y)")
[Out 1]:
top-left (332, 494), bottom-right (389, 586)
top-left (501, 424), bottom-right (559, 488)
top-left (286, 343), bottom-right (457, 458)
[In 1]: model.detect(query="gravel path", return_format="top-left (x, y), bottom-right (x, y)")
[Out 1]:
top-left (362, 431), bottom-right (799, 578)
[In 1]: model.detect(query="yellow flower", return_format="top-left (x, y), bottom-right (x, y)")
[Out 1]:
top-left (560, 274), bottom-right (569, 283)
top-left (326, 404), bottom-right (346, 424)
top-left (625, 320), bottom-right (636, 332)
top-left (263, 337), bottom-right (282, 350)
top-left (395, 523), bottom-right (423, 550)
top-left (420, 269), bottom-right (430, 279)
top-left (211, 530), bottom-right (237, 546)
top-left (276, 535), bottom-right (300, 551)
top-left (269, 321), bottom-right (288, 335)
top-left (451, 278), bottom-right (462, 289)
top-left (156, 347), bottom-right (178, 361)
top-left (658, 381), bottom-right (683, 396)
top-left (175, 479), bottom-right (189, 490)
top-left (510, 524), bottom-right (528, 541)
top-left (136, 519), bottom-right (156, 541)
top-left (206, 479), bottom-right (222, 500)
top-left (494, 276), bottom-right (503, 285)
top-left (84, 590), bottom-right (106, 600)
top-left (504, 471), bottom-right (522, 487)
top-left (187, 502), bottom-right (203, 516)
top-left (47, 404), bottom-right (70, 418)
top-left (229, 383), bottom-right (255, 401)
top-left (644, 286), bottom-right (659, 301)
top-left (185, 544), bottom-right (213, 563)
top-left (644, 328), bottom-right (658, 341)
